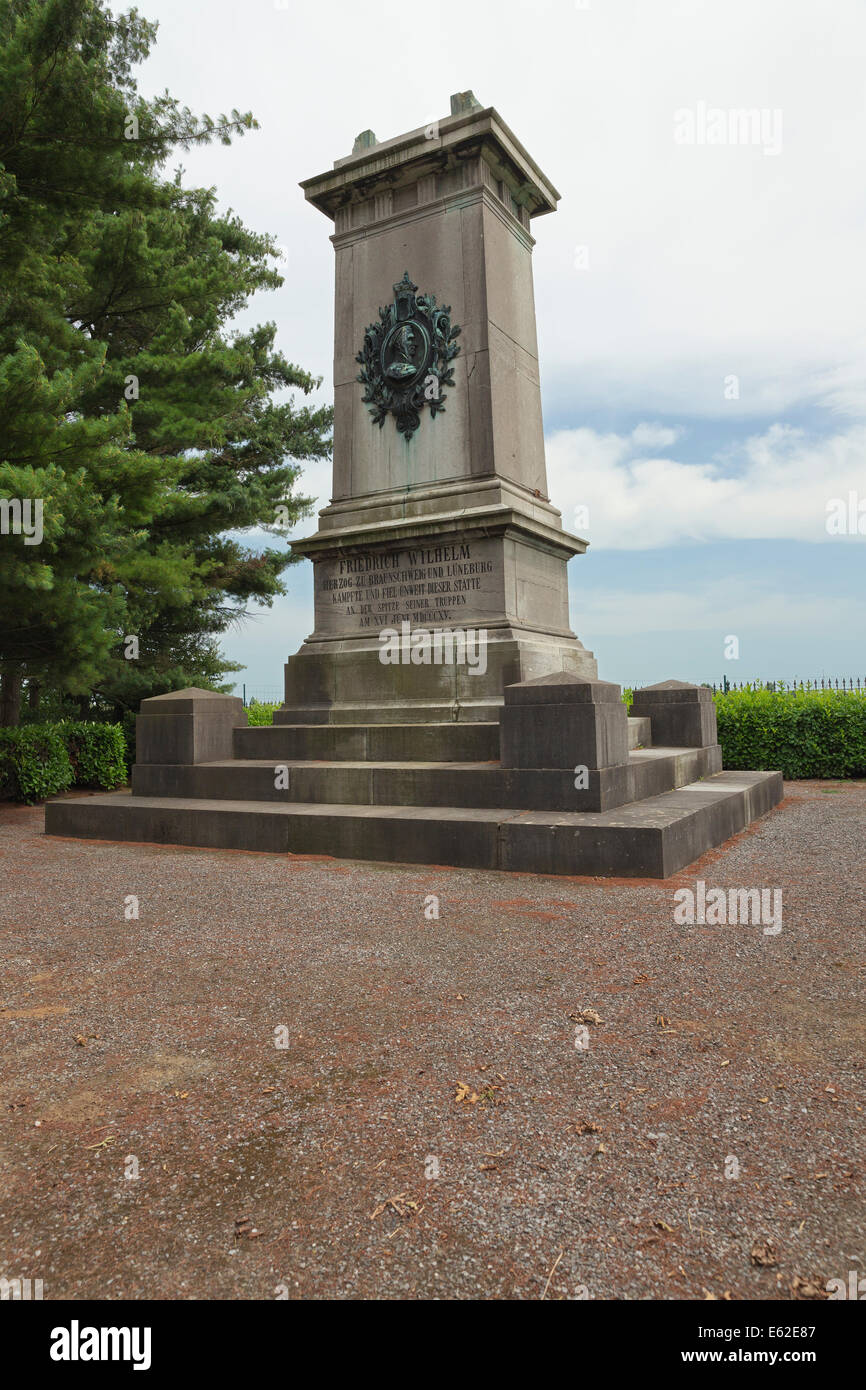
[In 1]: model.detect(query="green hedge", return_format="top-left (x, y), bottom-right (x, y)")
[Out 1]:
top-left (61, 721), bottom-right (127, 791)
top-left (0, 725), bottom-right (74, 802)
top-left (245, 701), bottom-right (279, 727)
top-left (0, 721), bottom-right (126, 803)
top-left (714, 688), bottom-right (866, 779)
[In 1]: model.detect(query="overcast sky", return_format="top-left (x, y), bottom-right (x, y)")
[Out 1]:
top-left (136, 0), bottom-right (866, 694)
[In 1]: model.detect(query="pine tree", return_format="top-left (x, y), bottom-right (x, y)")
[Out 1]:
top-left (0, 0), bottom-right (331, 724)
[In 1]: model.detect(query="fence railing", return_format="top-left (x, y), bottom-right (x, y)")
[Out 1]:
top-left (234, 686), bottom-right (283, 707)
top-left (708, 677), bottom-right (865, 695)
top-left (237, 678), bottom-right (866, 706)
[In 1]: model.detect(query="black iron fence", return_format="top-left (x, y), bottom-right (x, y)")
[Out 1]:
top-left (238, 678), bottom-right (866, 706)
top-left (710, 677), bottom-right (865, 695)
top-left (236, 686), bottom-right (283, 707)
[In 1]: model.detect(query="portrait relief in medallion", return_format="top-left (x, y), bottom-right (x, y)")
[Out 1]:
top-left (356, 271), bottom-right (461, 440)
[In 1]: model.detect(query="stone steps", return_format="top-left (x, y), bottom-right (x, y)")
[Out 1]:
top-left (45, 771), bottom-right (783, 879)
top-left (233, 714), bottom-right (650, 762)
top-left (273, 700), bottom-right (504, 726)
top-left (132, 745), bottom-right (719, 813)
top-left (233, 721), bottom-right (500, 763)
top-left (628, 716), bottom-right (651, 749)
top-left (45, 684), bottom-right (783, 878)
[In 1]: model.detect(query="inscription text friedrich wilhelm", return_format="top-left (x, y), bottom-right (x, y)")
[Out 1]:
top-left (319, 542), bottom-right (496, 630)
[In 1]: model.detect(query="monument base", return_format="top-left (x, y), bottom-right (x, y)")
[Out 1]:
top-left (45, 678), bottom-right (784, 879)
top-left (278, 504), bottom-right (599, 723)
top-left (44, 773), bottom-right (783, 879)
top-left (277, 626), bottom-right (598, 725)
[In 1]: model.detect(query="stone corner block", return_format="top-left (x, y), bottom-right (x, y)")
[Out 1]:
top-left (631, 679), bottom-right (717, 748)
top-left (136, 687), bottom-right (247, 766)
top-left (500, 672), bottom-right (629, 769)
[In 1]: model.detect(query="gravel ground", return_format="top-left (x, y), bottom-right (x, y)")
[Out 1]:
top-left (1, 781), bottom-right (863, 1301)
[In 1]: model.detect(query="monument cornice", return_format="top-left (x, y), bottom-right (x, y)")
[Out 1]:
top-left (300, 106), bottom-right (560, 222)
top-left (290, 505), bottom-right (589, 562)
top-left (329, 181), bottom-right (536, 253)
top-left (318, 473), bottom-right (558, 522)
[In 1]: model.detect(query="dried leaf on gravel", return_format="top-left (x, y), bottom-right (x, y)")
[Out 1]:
top-left (454, 1081), bottom-right (479, 1104)
top-left (370, 1193), bottom-right (420, 1221)
top-left (570, 1008), bottom-right (604, 1025)
top-left (791, 1274), bottom-right (829, 1300)
top-left (750, 1238), bottom-right (778, 1267)
top-left (478, 1084), bottom-right (504, 1106)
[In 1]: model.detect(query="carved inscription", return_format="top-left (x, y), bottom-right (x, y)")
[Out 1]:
top-left (315, 541), bottom-right (500, 635)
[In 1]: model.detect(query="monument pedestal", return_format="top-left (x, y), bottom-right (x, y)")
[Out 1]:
top-left (280, 505), bottom-right (597, 724)
top-left (278, 94), bottom-right (597, 723)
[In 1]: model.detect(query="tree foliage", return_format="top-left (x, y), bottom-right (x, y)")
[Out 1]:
top-left (0, 0), bottom-right (331, 724)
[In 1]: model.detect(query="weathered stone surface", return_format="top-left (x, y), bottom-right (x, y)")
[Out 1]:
top-left (130, 743), bottom-right (721, 814)
top-left (280, 629), bottom-right (598, 726)
top-left (500, 675), bottom-right (629, 770)
top-left (629, 716), bottom-right (652, 749)
top-left (631, 679), bottom-right (718, 748)
top-left (136, 688), bottom-right (246, 766)
top-left (503, 673), bottom-right (623, 705)
top-left (45, 771), bottom-right (784, 879)
top-left (312, 535), bottom-right (504, 639)
top-left (233, 721), bottom-right (501, 762)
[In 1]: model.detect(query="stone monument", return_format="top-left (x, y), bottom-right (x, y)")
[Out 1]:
top-left (281, 90), bottom-right (596, 726)
top-left (46, 96), bottom-right (782, 876)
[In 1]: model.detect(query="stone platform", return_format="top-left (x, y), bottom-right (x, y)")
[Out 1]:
top-left (45, 773), bottom-right (781, 879)
top-left (45, 680), bottom-right (783, 879)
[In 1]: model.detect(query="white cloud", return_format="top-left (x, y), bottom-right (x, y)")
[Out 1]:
top-left (548, 421), bottom-right (866, 549)
top-left (629, 422), bottom-right (683, 450)
top-left (129, 0), bottom-right (866, 684)
top-left (573, 580), bottom-right (866, 637)
top-left (135, 0), bottom-right (866, 423)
